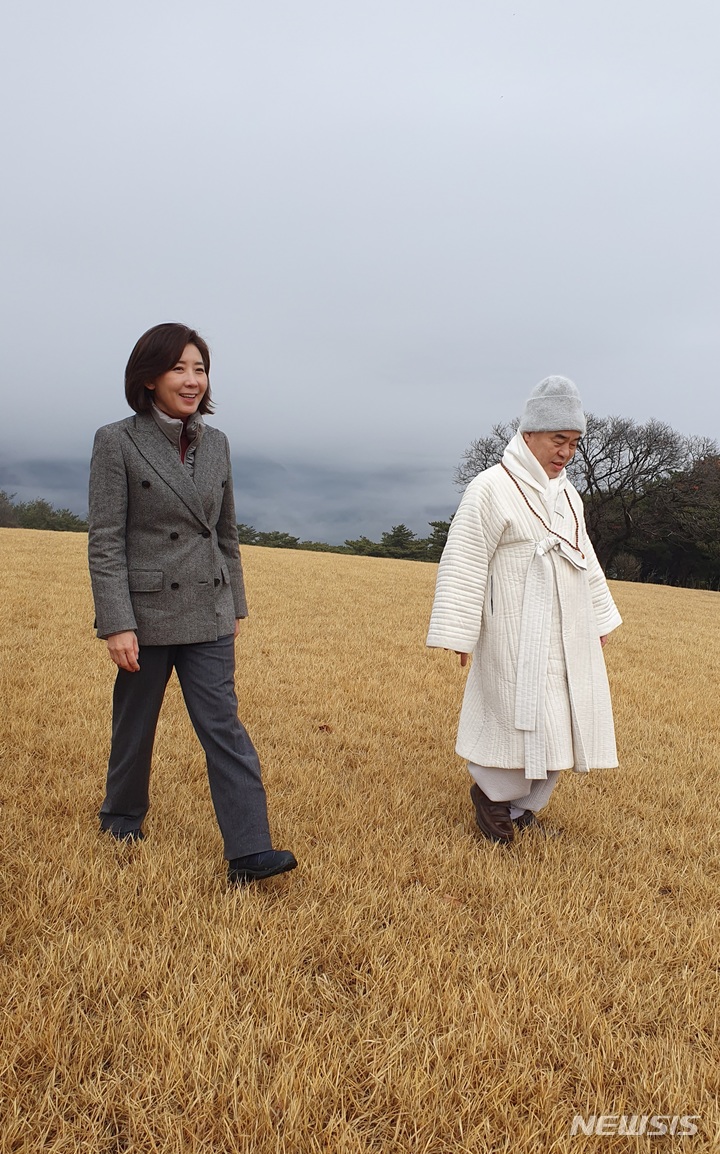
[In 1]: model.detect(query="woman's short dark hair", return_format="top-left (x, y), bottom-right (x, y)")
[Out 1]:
top-left (125, 323), bottom-right (215, 414)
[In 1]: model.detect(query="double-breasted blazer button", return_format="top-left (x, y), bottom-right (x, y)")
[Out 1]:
top-left (170, 532), bottom-right (179, 540)
top-left (214, 578), bottom-right (220, 587)
top-left (221, 480), bottom-right (226, 487)
top-left (171, 582), bottom-right (180, 590)
top-left (201, 529), bottom-right (211, 538)
top-left (141, 480), bottom-right (151, 488)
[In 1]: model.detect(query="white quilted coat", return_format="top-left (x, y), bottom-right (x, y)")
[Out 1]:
top-left (427, 435), bottom-right (621, 779)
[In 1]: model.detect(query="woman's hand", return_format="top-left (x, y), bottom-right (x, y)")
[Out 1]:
top-left (107, 631), bottom-right (140, 672)
top-left (234, 618), bottom-right (241, 639)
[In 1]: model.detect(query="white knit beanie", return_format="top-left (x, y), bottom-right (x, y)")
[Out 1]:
top-left (518, 376), bottom-right (586, 435)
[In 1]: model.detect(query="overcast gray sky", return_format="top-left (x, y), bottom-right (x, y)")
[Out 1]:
top-left (2, 0), bottom-right (719, 540)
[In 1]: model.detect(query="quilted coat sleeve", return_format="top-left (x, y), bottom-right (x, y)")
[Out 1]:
top-left (572, 487), bottom-right (622, 636)
top-left (87, 424), bottom-right (139, 638)
top-left (584, 534), bottom-right (622, 635)
top-left (426, 474), bottom-right (507, 653)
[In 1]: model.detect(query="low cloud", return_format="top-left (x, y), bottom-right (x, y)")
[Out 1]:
top-left (0, 455), bottom-right (458, 544)
top-left (0, 459), bottom-right (91, 517)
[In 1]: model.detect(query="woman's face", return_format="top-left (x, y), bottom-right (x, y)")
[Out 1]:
top-left (146, 343), bottom-right (208, 420)
top-left (523, 430), bottom-right (581, 478)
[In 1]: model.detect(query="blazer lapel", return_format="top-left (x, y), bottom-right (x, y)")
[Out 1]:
top-left (191, 434), bottom-right (220, 524)
top-left (126, 414), bottom-right (210, 527)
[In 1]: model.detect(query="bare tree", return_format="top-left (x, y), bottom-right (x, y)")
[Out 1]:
top-left (568, 416), bottom-right (717, 564)
top-left (454, 420), bottom-right (519, 487)
top-left (454, 415), bottom-right (718, 568)
top-left (568, 415), bottom-right (713, 495)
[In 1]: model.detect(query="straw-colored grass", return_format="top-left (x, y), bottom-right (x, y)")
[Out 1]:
top-left (0, 527), bottom-right (718, 1153)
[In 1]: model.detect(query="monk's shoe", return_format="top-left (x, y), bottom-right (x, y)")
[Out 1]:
top-left (470, 784), bottom-right (514, 844)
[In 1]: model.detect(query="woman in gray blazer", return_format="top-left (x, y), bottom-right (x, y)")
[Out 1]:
top-left (88, 322), bottom-right (296, 884)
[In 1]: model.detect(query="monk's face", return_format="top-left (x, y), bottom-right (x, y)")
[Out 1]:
top-left (523, 430), bottom-right (581, 478)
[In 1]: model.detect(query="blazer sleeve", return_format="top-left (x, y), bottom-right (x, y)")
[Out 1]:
top-left (216, 437), bottom-right (249, 619)
top-left (87, 425), bottom-right (139, 638)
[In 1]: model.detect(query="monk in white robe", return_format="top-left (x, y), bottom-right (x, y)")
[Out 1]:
top-left (427, 376), bottom-right (621, 843)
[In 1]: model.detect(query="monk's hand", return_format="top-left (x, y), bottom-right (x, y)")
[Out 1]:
top-left (107, 631), bottom-right (140, 672)
top-left (600, 635), bottom-right (608, 648)
top-left (456, 652), bottom-right (469, 667)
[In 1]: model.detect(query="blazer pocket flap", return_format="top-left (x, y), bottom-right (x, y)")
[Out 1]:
top-left (128, 569), bottom-right (164, 593)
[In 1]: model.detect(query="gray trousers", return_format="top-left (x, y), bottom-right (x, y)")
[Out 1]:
top-left (99, 635), bottom-right (272, 859)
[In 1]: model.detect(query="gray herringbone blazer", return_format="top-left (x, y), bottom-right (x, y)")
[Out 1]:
top-left (88, 413), bottom-right (248, 645)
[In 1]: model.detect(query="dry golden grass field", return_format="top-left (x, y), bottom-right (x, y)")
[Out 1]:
top-left (0, 527), bottom-right (718, 1153)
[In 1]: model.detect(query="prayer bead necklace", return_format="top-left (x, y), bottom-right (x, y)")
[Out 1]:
top-left (500, 463), bottom-right (585, 559)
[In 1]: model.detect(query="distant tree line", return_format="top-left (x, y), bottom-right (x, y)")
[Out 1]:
top-left (0, 491), bottom-right (449, 560)
top-left (238, 520), bottom-right (451, 562)
top-left (456, 415), bottom-right (720, 589)
top-left (0, 490), bottom-right (88, 532)
top-left (6, 410), bottom-right (717, 588)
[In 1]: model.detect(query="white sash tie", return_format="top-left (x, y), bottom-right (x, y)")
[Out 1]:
top-left (515, 535), bottom-right (588, 779)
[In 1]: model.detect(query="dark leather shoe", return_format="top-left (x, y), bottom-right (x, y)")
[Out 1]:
top-left (470, 784), bottom-right (514, 844)
top-left (106, 827), bottom-right (144, 843)
top-left (228, 849), bottom-right (298, 884)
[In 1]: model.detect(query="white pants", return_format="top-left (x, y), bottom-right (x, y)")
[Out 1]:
top-left (468, 763), bottom-right (560, 820)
